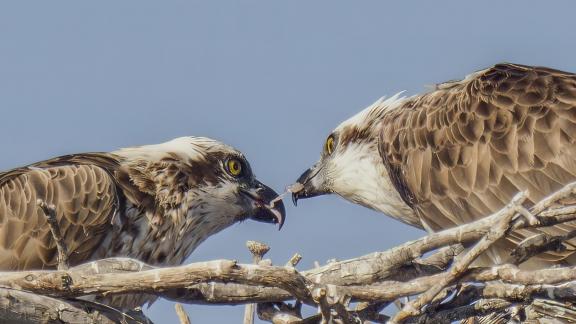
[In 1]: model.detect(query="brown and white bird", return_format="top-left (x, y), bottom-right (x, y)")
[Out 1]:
top-left (0, 136), bottom-right (284, 280)
top-left (292, 63), bottom-right (576, 266)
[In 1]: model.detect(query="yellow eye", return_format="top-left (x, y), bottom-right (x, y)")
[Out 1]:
top-left (325, 136), bottom-right (335, 155)
top-left (227, 159), bottom-right (242, 176)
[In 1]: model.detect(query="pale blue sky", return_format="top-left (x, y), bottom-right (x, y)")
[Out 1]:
top-left (1, 1), bottom-right (575, 323)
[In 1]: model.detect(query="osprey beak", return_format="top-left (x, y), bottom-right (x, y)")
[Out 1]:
top-left (291, 164), bottom-right (327, 206)
top-left (242, 180), bottom-right (286, 230)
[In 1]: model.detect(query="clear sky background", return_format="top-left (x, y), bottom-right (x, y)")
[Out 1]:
top-left (1, 1), bottom-right (575, 323)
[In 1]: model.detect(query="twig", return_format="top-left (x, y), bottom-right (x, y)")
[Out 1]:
top-left (389, 244), bottom-right (464, 282)
top-left (332, 303), bottom-right (356, 324)
top-left (0, 259), bottom-right (314, 304)
top-left (256, 302), bottom-right (305, 323)
top-left (314, 284), bottom-right (356, 324)
top-left (0, 287), bottom-right (151, 323)
top-left (175, 303), bottom-right (191, 324)
top-left (404, 299), bottom-right (513, 324)
top-left (353, 302), bottom-right (390, 324)
top-left (285, 253), bottom-right (302, 268)
top-left (510, 231), bottom-right (576, 264)
top-left (526, 299), bottom-right (576, 322)
top-left (467, 263), bottom-right (576, 285)
top-left (37, 199), bottom-right (69, 270)
top-left (312, 287), bottom-right (333, 323)
top-left (526, 182), bottom-right (576, 216)
top-left (464, 281), bottom-right (576, 303)
top-left (244, 241), bottom-right (271, 324)
top-left (4, 257), bottom-right (576, 307)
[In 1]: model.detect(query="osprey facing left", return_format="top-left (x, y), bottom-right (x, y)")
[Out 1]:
top-left (292, 63), bottom-right (576, 266)
top-left (0, 136), bottom-right (285, 271)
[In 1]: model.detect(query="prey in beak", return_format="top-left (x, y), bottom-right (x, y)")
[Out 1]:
top-left (290, 163), bottom-right (330, 206)
top-left (241, 180), bottom-right (286, 229)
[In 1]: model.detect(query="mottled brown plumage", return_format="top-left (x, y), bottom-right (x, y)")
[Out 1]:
top-left (0, 154), bottom-right (121, 270)
top-left (294, 63), bottom-right (576, 265)
top-left (0, 137), bottom-right (285, 308)
top-left (379, 64), bottom-right (576, 262)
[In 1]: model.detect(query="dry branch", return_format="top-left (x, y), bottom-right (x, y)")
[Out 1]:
top-left (37, 200), bottom-right (69, 270)
top-left (511, 229), bottom-right (576, 264)
top-left (3, 182), bottom-right (576, 323)
top-left (0, 260), bottom-right (315, 304)
top-left (2, 258), bottom-right (576, 320)
top-left (0, 287), bottom-right (151, 324)
top-left (175, 303), bottom-right (191, 324)
top-left (244, 241), bottom-right (270, 324)
top-left (256, 302), bottom-right (310, 324)
top-left (0, 248), bottom-right (458, 306)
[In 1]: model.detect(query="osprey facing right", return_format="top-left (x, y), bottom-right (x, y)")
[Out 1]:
top-left (0, 136), bottom-right (285, 307)
top-left (293, 63), bottom-right (576, 265)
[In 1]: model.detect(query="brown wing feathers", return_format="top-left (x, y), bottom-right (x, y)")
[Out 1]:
top-left (0, 154), bottom-right (121, 270)
top-left (380, 63), bottom-right (576, 262)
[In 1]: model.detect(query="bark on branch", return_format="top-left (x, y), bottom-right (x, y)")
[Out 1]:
top-left (3, 182), bottom-right (576, 323)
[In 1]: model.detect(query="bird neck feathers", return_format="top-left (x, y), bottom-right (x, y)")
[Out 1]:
top-left (102, 186), bottom-right (241, 266)
top-left (328, 93), bottom-right (418, 225)
top-left (330, 141), bottom-right (414, 223)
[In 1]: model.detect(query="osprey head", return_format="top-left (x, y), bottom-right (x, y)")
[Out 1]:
top-left (116, 137), bottom-right (286, 237)
top-left (291, 94), bottom-right (410, 216)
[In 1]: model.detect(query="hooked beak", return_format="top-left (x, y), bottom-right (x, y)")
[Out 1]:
top-left (241, 180), bottom-right (286, 230)
top-left (291, 163), bottom-right (328, 206)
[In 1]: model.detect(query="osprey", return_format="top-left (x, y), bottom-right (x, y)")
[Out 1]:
top-left (292, 63), bottom-right (576, 265)
top-left (0, 137), bottom-right (285, 285)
